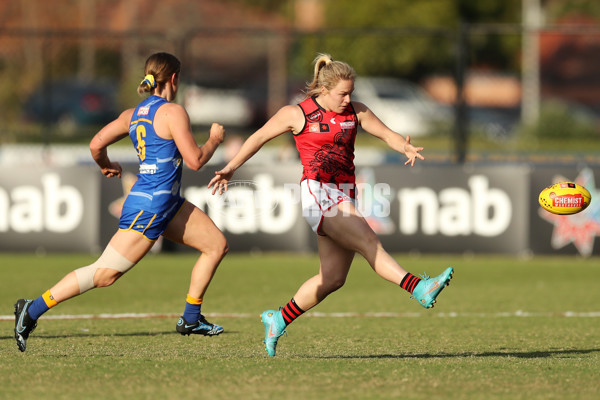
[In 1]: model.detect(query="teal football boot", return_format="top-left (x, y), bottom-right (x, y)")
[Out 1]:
top-left (411, 267), bottom-right (454, 309)
top-left (261, 309), bottom-right (286, 357)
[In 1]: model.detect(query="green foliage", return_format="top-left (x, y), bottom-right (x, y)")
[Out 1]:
top-left (325, 0), bottom-right (457, 28)
top-left (297, 33), bottom-right (456, 79)
top-left (94, 49), bottom-right (122, 78)
top-left (314, 0), bottom-right (457, 78)
top-left (0, 64), bottom-right (28, 125)
top-left (457, 0), bottom-right (521, 23)
top-left (285, 0), bottom-right (525, 81)
top-left (234, 0), bottom-right (523, 80)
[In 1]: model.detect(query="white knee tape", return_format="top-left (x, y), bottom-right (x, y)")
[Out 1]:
top-left (74, 244), bottom-right (135, 294)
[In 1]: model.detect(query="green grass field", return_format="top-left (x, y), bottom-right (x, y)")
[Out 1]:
top-left (1, 252), bottom-right (599, 400)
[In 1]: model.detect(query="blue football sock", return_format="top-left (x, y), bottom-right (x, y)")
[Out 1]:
top-left (182, 303), bottom-right (202, 323)
top-left (27, 296), bottom-right (50, 320)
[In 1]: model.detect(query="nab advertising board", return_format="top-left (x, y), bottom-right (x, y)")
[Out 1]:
top-left (1, 163), bottom-right (599, 256)
top-left (353, 165), bottom-right (529, 254)
top-left (0, 166), bottom-right (100, 252)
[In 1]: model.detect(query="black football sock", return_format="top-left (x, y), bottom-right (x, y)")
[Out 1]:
top-left (400, 273), bottom-right (422, 294)
top-left (281, 298), bottom-right (305, 326)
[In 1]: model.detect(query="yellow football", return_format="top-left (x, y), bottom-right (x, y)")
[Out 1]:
top-left (539, 182), bottom-right (592, 215)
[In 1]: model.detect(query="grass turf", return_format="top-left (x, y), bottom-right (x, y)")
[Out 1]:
top-left (1, 252), bottom-right (599, 399)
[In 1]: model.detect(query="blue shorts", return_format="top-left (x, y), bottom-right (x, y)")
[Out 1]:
top-left (118, 197), bottom-right (186, 240)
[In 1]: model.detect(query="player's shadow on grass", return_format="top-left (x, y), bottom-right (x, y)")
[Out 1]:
top-left (0, 330), bottom-right (235, 341)
top-left (309, 348), bottom-right (600, 359)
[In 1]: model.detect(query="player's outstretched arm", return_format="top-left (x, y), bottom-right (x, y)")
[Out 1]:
top-left (209, 105), bottom-right (303, 194)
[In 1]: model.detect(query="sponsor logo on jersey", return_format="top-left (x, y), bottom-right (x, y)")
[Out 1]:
top-left (340, 121), bottom-right (356, 129)
top-left (139, 163), bottom-right (158, 174)
top-left (319, 123), bottom-right (330, 132)
top-left (138, 106), bottom-right (150, 116)
top-left (307, 111), bottom-right (322, 122)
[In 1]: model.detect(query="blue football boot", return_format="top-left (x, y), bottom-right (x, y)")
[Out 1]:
top-left (176, 315), bottom-right (224, 336)
top-left (14, 299), bottom-right (38, 352)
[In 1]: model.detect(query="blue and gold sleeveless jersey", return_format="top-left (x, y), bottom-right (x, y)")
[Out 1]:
top-left (123, 95), bottom-right (183, 216)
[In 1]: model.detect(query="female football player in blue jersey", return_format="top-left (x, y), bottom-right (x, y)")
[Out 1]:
top-left (209, 53), bottom-right (454, 357)
top-left (14, 52), bottom-right (228, 352)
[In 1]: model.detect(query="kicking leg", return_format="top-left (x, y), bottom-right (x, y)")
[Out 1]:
top-left (321, 202), bottom-right (453, 309)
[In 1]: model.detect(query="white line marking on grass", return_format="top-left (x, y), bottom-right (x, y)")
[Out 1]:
top-left (1, 310), bottom-right (600, 321)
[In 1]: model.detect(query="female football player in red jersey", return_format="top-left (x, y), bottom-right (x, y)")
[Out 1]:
top-left (209, 53), bottom-right (454, 357)
top-left (14, 53), bottom-right (228, 352)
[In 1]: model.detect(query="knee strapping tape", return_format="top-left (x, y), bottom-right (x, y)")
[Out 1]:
top-left (74, 244), bottom-right (135, 293)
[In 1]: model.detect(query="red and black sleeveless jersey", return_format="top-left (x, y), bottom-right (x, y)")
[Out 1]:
top-left (293, 97), bottom-right (359, 186)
